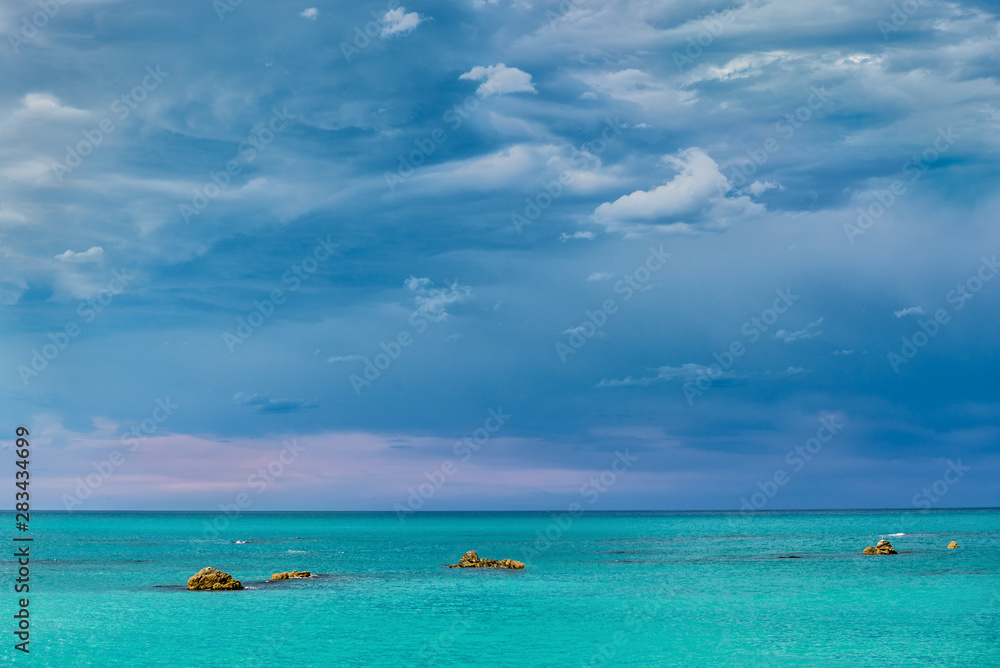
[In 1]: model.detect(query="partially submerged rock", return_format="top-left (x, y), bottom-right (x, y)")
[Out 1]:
top-left (448, 550), bottom-right (524, 570)
top-left (947, 541), bottom-right (959, 549)
top-left (270, 570), bottom-right (312, 580)
top-left (875, 539), bottom-right (898, 554)
top-left (862, 539), bottom-right (898, 555)
top-left (187, 567), bottom-right (243, 590)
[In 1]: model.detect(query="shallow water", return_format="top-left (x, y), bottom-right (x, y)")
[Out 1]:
top-left (3, 509), bottom-right (998, 666)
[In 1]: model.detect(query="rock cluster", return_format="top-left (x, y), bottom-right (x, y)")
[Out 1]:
top-left (448, 550), bottom-right (524, 570)
top-left (270, 570), bottom-right (312, 580)
top-left (947, 541), bottom-right (958, 549)
top-left (187, 567), bottom-right (243, 590)
top-left (862, 539), bottom-right (898, 555)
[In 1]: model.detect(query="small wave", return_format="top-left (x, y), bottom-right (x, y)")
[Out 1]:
top-left (887, 533), bottom-right (908, 537)
top-left (287, 549), bottom-right (307, 553)
top-left (234, 540), bottom-right (249, 544)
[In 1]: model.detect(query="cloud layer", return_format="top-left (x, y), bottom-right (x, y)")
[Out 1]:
top-left (3, 0), bottom-right (999, 511)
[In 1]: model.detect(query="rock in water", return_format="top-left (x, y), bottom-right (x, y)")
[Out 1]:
top-left (862, 540), bottom-right (898, 555)
top-left (947, 541), bottom-right (958, 549)
top-left (270, 570), bottom-right (312, 580)
top-left (449, 550), bottom-right (525, 569)
top-left (457, 550), bottom-right (480, 567)
top-left (874, 539), bottom-right (898, 555)
top-left (187, 567), bottom-right (243, 590)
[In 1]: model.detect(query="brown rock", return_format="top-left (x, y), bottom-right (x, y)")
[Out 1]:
top-left (947, 541), bottom-right (958, 549)
top-left (456, 550), bottom-right (480, 567)
top-left (187, 567), bottom-right (243, 590)
top-left (862, 540), bottom-right (898, 555)
top-left (874, 539), bottom-right (898, 555)
top-left (270, 570), bottom-right (312, 580)
top-left (448, 550), bottom-right (524, 569)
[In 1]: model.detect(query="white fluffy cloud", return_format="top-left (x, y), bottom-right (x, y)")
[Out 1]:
top-left (747, 180), bottom-right (780, 196)
top-left (460, 64), bottom-right (537, 97)
top-left (775, 318), bottom-right (824, 343)
top-left (405, 277), bottom-right (472, 322)
top-left (381, 7), bottom-right (425, 38)
top-left (13, 93), bottom-right (89, 121)
top-left (55, 246), bottom-right (104, 263)
top-left (300, 8), bottom-right (318, 20)
top-left (593, 148), bottom-right (760, 235)
top-left (560, 231), bottom-right (595, 241)
top-left (328, 355), bottom-right (363, 363)
top-left (595, 148), bottom-right (726, 222)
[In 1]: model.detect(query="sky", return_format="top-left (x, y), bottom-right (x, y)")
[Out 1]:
top-left (2, 0), bottom-right (999, 512)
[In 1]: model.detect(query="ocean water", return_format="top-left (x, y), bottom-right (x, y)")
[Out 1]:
top-left (3, 509), bottom-right (998, 667)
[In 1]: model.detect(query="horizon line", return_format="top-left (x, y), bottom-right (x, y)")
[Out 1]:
top-left (5, 506), bottom-right (998, 514)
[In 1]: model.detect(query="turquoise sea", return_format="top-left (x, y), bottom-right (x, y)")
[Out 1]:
top-left (3, 509), bottom-right (998, 667)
